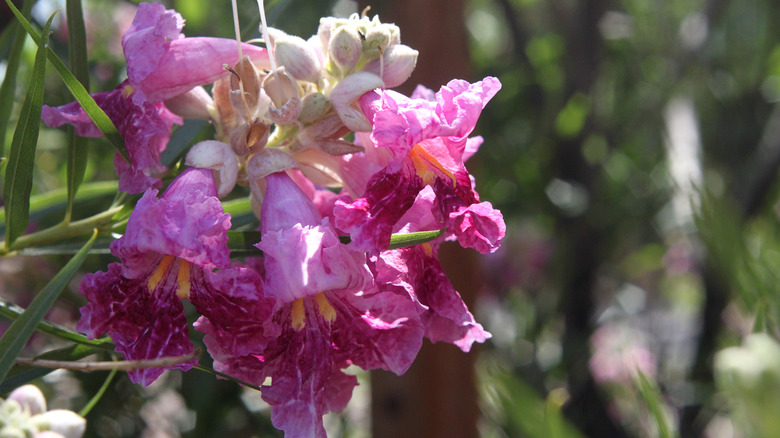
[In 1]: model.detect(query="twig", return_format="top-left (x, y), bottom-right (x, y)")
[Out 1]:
top-left (14, 351), bottom-right (199, 371)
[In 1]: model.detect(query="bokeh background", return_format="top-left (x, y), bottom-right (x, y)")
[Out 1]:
top-left (4, 0), bottom-right (780, 436)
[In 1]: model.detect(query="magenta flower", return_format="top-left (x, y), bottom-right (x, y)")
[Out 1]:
top-left (199, 171), bottom-right (423, 437)
top-left (42, 2), bottom-right (268, 193)
top-left (76, 168), bottom-right (275, 386)
top-left (121, 2), bottom-right (269, 103)
top-left (374, 187), bottom-right (491, 351)
top-left (335, 78), bottom-right (506, 254)
top-left (42, 81), bottom-right (181, 193)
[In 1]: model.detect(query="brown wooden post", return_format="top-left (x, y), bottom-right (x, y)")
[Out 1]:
top-left (356, 1), bottom-right (482, 437)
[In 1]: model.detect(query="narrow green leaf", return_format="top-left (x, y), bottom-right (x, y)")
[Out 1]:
top-left (0, 344), bottom-right (103, 393)
top-left (3, 11), bottom-right (55, 248)
top-left (4, 0), bottom-right (126, 159)
top-left (0, 229), bottom-right (97, 383)
top-left (65, 0), bottom-right (91, 221)
top-left (635, 370), bottom-right (678, 438)
top-left (79, 367), bottom-right (117, 417)
top-left (0, 0), bottom-right (34, 158)
top-left (0, 296), bottom-right (114, 350)
top-left (388, 229), bottom-right (446, 249)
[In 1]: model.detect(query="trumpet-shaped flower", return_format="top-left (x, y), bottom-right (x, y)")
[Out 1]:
top-left (199, 171), bottom-right (423, 438)
top-left (374, 187), bottom-right (491, 351)
top-left (77, 168), bottom-right (276, 385)
top-left (335, 77), bottom-right (506, 254)
top-left (42, 2), bottom-right (269, 193)
top-left (42, 81), bottom-right (181, 193)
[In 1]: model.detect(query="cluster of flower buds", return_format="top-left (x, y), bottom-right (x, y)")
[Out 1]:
top-left (41, 2), bottom-right (504, 437)
top-left (0, 385), bottom-right (86, 438)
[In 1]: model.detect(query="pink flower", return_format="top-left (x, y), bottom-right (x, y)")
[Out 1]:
top-left (374, 187), bottom-right (491, 351)
top-left (42, 81), bottom-right (181, 193)
top-left (334, 77), bottom-right (506, 254)
top-left (77, 168), bottom-right (276, 385)
top-left (42, 2), bottom-right (269, 193)
top-left (199, 172), bottom-right (423, 437)
top-left (122, 2), bottom-right (269, 104)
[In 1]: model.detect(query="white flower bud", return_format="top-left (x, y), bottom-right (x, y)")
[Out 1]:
top-left (247, 149), bottom-right (297, 184)
top-left (329, 26), bottom-right (362, 74)
top-left (362, 44), bottom-right (418, 88)
top-left (262, 68), bottom-right (302, 125)
top-left (298, 93), bottom-right (331, 124)
top-left (363, 22), bottom-right (401, 54)
top-left (329, 72), bottom-right (383, 132)
top-left (163, 86), bottom-right (214, 120)
top-left (8, 385), bottom-right (46, 416)
top-left (273, 30), bottom-right (322, 83)
top-left (34, 410), bottom-right (86, 438)
top-left (185, 140), bottom-right (239, 198)
top-left (317, 17), bottom-right (348, 53)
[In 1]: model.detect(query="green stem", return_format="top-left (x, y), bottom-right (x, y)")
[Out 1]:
top-left (1, 205), bottom-right (122, 255)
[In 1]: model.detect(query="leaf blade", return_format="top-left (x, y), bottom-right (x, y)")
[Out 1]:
top-left (3, 10), bottom-right (55, 247)
top-left (0, 229), bottom-right (98, 383)
top-left (65, 0), bottom-right (91, 221)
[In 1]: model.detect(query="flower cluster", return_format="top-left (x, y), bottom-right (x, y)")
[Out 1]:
top-left (42, 3), bottom-right (504, 436)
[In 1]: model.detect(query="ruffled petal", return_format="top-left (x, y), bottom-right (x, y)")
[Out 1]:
top-left (113, 168), bottom-right (231, 270)
top-left (334, 168), bottom-right (424, 253)
top-left (77, 263), bottom-right (196, 386)
top-left (375, 246), bottom-right (491, 352)
top-left (42, 82), bottom-right (181, 193)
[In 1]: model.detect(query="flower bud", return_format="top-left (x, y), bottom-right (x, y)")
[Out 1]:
top-left (363, 21), bottom-right (400, 54)
top-left (362, 44), bottom-right (418, 88)
top-left (328, 26), bottom-right (362, 74)
top-left (185, 140), bottom-right (239, 198)
top-left (272, 29), bottom-right (322, 84)
top-left (247, 149), bottom-right (297, 184)
top-left (329, 71), bottom-right (383, 132)
top-left (317, 17), bottom-right (348, 53)
top-left (8, 385), bottom-right (46, 416)
top-left (230, 122), bottom-right (269, 157)
top-left (229, 56), bottom-right (263, 121)
top-left (163, 86), bottom-right (213, 120)
top-left (34, 410), bottom-right (86, 438)
top-left (262, 68), bottom-right (302, 125)
top-left (298, 93), bottom-right (331, 124)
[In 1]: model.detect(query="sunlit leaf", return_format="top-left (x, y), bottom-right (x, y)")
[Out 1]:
top-left (65, 0), bottom-right (91, 221)
top-left (4, 0), bottom-right (126, 158)
top-left (3, 11), bottom-right (55, 247)
top-left (0, 0), bottom-right (33, 158)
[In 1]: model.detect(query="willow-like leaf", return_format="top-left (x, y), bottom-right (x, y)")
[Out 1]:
top-left (387, 229), bottom-right (445, 249)
top-left (0, 296), bottom-right (114, 350)
top-left (3, 11), bottom-right (55, 248)
top-left (0, 229), bottom-right (97, 383)
top-left (0, 0), bottom-right (33, 158)
top-left (4, 0), bottom-right (126, 159)
top-left (65, 0), bottom-right (91, 221)
top-left (0, 344), bottom-right (103, 393)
